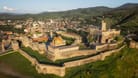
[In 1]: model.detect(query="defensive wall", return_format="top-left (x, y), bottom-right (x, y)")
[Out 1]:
top-left (20, 36), bottom-right (46, 54)
top-left (18, 49), bottom-right (65, 77)
top-left (64, 45), bottom-right (125, 68)
top-left (56, 31), bottom-right (82, 45)
top-left (48, 40), bottom-right (123, 61)
top-left (96, 40), bottom-right (123, 52)
top-left (16, 42), bottom-right (125, 77)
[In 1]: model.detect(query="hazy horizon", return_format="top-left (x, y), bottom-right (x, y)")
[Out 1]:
top-left (0, 0), bottom-right (138, 14)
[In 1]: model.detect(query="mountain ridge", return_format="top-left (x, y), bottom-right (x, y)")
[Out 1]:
top-left (0, 3), bottom-right (137, 19)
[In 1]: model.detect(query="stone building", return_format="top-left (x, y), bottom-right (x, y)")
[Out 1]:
top-left (100, 20), bottom-right (120, 43)
top-left (21, 36), bottom-right (46, 54)
top-left (101, 20), bottom-right (107, 31)
top-left (47, 36), bottom-right (79, 61)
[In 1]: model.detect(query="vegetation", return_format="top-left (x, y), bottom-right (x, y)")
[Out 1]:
top-left (0, 25), bottom-right (24, 33)
top-left (0, 6), bottom-right (111, 20)
top-left (21, 46), bottom-right (91, 65)
top-left (0, 73), bottom-right (17, 78)
top-left (0, 3), bottom-right (137, 36)
top-left (79, 44), bottom-right (90, 50)
top-left (0, 3), bottom-right (138, 78)
top-left (21, 46), bottom-right (62, 66)
top-left (61, 35), bottom-right (75, 45)
top-left (0, 46), bottom-right (137, 78)
top-left (103, 3), bottom-right (138, 36)
top-left (67, 28), bottom-right (88, 44)
top-left (0, 52), bottom-right (60, 78)
top-left (21, 46), bottom-right (93, 65)
top-left (65, 47), bottom-right (138, 78)
top-left (114, 35), bottom-right (124, 41)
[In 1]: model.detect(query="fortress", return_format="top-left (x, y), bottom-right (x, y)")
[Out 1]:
top-left (1, 19), bottom-right (124, 77)
top-left (14, 42), bottom-right (125, 77)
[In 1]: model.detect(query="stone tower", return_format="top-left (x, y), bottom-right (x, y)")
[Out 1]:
top-left (101, 20), bottom-right (107, 44)
top-left (12, 40), bottom-right (19, 50)
top-left (101, 20), bottom-right (106, 31)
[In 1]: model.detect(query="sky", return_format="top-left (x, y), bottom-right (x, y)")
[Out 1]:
top-left (0, 0), bottom-right (138, 14)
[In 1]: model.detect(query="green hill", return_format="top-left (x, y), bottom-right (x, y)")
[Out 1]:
top-left (103, 3), bottom-right (138, 35)
top-left (0, 6), bottom-right (112, 20)
top-left (0, 3), bottom-right (138, 35)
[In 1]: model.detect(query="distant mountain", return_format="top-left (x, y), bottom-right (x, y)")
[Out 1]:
top-left (104, 3), bottom-right (138, 22)
top-left (0, 3), bottom-right (138, 35)
top-left (0, 3), bottom-right (137, 20)
top-left (0, 6), bottom-right (112, 20)
top-left (102, 3), bottom-right (138, 35)
top-left (117, 3), bottom-right (138, 9)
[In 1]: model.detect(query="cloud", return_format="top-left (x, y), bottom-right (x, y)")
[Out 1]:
top-left (3, 6), bottom-right (16, 11)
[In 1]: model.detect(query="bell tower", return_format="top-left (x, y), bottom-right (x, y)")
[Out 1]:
top-left (101, 20), bottom-right (106, 31)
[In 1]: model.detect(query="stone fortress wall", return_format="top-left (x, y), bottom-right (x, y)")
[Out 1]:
top-left (20, 36), bottom-right (46, 54)
top-left (19, 31), bottom-right (123, 61)
top-left (12, 40), bottom-right (125, 77)
top-left (96, 40), bottom-right (123, 52)
top-left (47, 48), bottom-right (96, 61)
top-left (64, 43), bottom-right (125, 68)
top-left (56, 31), bottom-right (82, 45)
top-left (47, 45), bottom-right (80, 60)
top-left (18, 49), bottom-right (65, 77)
top-left (58, 49), bottom-right (96, 60)
top-left (48, 40), bottom-right (123, 61)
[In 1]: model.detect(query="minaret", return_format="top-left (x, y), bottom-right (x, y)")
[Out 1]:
top-left (101, 20), bottom-right (106, 31)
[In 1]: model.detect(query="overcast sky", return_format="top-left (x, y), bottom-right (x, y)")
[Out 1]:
top-left (0, 0), bottom-right (138, 13)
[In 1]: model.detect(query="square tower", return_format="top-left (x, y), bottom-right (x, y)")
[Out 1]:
top-left (101, 20), bottom-right (106, 31)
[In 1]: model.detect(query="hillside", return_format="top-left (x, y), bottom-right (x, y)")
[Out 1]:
top-left (65, 47), bottom-right (138, 78)
top-left (0, 6), bottom-right (112, 20)
top-left (104, 3), bottom-right (138, 35)
top-left (0, 3), bottom-right (137, 20)
top-left (0, 3), bottom-right (138, 35)
top-left (36, 6), bottom-right (112, 19)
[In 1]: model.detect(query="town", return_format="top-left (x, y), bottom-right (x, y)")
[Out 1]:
top-left (0, 2), bottom-right (138, 78)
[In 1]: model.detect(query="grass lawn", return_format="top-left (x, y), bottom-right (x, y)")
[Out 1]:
top-left (0, 46), bottom-right (137, 78)
top-left (0, 73), bottom-right (17, 78)
top-left (21, 47), bottom-right (62, 66)
top-left (21, 46), bottom-right (123, 66)
top-left (0, 52), bottom-right (60, 78)
top-left (21, 46), bottom-right (98, 66)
